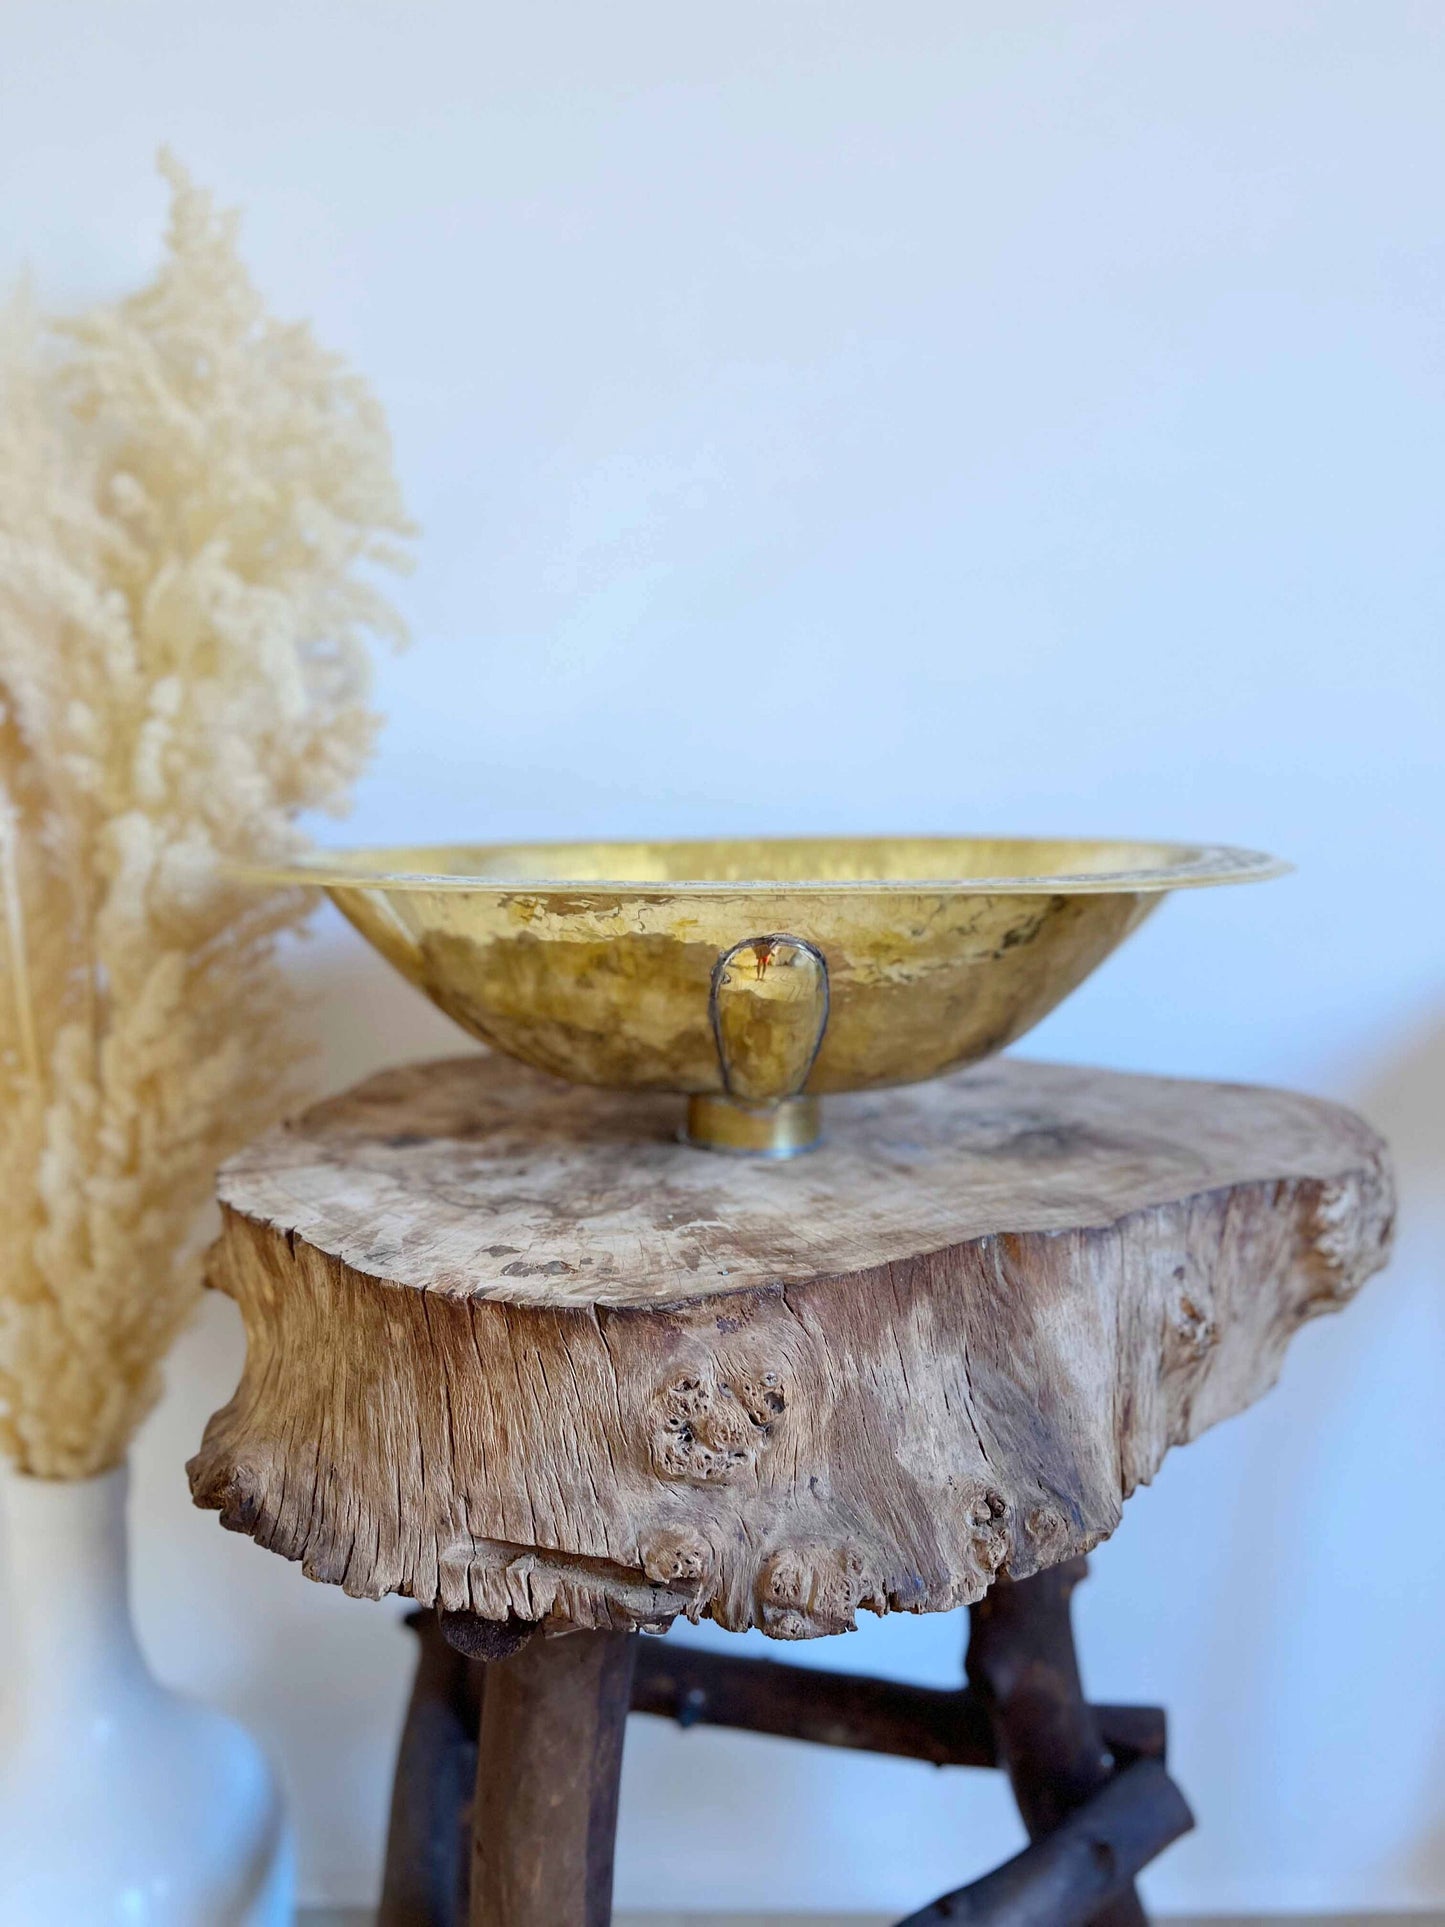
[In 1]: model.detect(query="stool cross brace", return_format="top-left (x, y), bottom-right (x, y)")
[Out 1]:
top-left (380, 1559), bottom-right (1193, 1927)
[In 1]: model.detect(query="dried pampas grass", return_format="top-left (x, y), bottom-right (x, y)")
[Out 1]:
top-left (0, 155), bottom-right (413, 1476)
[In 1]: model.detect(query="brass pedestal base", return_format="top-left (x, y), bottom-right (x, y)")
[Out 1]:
top-left (683, 1092), bottom-right (822, 1157)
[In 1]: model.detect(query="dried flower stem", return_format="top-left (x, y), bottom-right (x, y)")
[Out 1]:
top-left (0, 157), bottom-right (413, 1476)
top-left (0, 784), bottom-right (38, 1082)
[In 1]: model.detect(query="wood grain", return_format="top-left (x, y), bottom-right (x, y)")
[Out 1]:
top-left (189, 1054), bottom-right (1392, 1640)
top-left (469, 1629), bottom-right (635, 1927)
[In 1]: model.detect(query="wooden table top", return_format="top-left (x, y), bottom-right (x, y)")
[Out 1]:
top-left (217, 1052), bottom-right (1389, 1308)
top-left (192, 1053), bottom-right (1393, 1639)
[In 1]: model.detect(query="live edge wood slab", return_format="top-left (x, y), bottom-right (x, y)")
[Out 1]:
top-left (189, 1053), bottom-right (1393, 1642)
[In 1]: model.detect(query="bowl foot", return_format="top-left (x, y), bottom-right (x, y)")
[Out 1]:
top-left (683, 1093), bottom-right (822, 1158)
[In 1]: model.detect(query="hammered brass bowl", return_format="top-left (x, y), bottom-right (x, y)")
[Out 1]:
top-left (247, 837), bottom-right (1285, 1155)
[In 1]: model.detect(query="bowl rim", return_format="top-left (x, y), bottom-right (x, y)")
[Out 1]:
top-left (226, 835), bottom-right (1290, 897)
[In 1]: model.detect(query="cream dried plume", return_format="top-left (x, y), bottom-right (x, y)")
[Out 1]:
top-left (0, 155), bottom-right (413, 1476)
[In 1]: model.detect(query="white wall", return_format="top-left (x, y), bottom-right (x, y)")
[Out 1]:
top-left (2, 0), bottom-right (1442, 1913)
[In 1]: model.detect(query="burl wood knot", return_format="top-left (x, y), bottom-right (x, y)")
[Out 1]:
top-left (649, 1359), bottom-right (787, 1485)
top-left (188, 1054), bottom-right (1392, 1639)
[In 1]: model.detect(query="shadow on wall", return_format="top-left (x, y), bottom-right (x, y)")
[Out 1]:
top-left (1354, 1007), bottom-right (1445, 1897)
top-left (286, 907), bottom-right (483, 1100)
top-left (1356, 1004), bottom-right (1445, 1198)
top-left (1170, 999), bottom-right (1445, 1909)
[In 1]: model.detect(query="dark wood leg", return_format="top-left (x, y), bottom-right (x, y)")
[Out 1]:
top-left (468, 1628), bottom-right (637, 1927)
top-left (630, 1639), bottom-right (1166, 1771)
top-left (379, 1612), bottom-right (484, 1927)
top-left (378, 1588), bottom-right (1186, 1927)
top-left (967, 1558), bottom-right (1150, 1927)
top-left (895, 1757), bottom-right (1192, 1927)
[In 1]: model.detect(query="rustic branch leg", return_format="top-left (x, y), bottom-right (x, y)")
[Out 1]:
top-left (966, 1559), bottom-right (1152, 1927)
top-left (468, 1628), bottom-right (637, 1927)
top-left (895, 1757), bottom-right (1193, 1927)
top-left (629, 1638), bottom-right (1167, 1771)
top-left (379, 1612), bottom-right (484, 1927)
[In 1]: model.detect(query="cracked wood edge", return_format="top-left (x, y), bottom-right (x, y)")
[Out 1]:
top-left (188, 1058), bottom-right (1394, 1640)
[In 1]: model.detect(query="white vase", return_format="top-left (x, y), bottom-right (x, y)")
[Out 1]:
top-left (0, 1461), bottom-right (294, 1926)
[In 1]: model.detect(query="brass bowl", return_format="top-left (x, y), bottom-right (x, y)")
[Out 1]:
top-left (245, 837), bottom-right (1286, 1155)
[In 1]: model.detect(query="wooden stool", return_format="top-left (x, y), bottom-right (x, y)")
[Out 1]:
top-left (189, 1055), bottom-right (1393, 1926)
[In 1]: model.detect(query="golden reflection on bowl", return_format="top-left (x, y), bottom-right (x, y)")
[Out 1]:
top-left (239, 837), bottom-right (1286, 1154)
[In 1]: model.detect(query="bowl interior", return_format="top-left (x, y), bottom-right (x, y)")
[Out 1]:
top-left (256, 835), bottom-right (1286, 894)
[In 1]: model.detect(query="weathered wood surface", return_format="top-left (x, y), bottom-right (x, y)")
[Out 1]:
top-left (189, 1053), bottom-right (1392, 1639)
